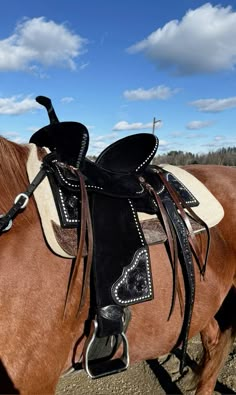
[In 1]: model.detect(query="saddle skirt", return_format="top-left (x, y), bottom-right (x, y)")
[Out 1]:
top-left (26, 144), bottom-right (224, 259)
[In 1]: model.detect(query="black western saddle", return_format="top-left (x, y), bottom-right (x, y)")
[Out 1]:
top-left (28, 96), bottom-right (209, 378)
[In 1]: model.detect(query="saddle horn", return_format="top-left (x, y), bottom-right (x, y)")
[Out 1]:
top-left (36, 95), bottom-right (59, 125)
top-left (31, 95), bottom-right (89, 167)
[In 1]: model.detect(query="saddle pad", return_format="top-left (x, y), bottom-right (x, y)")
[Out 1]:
top-left (26, 143), bottom-right (77, 258)
top-left (159, 164), bottom-right (224, 228)
top-left (26, 144), bottom-right (224, 257)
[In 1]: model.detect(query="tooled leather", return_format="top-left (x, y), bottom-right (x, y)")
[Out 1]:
top-left (111, 247), bottom-right (153, 306)
top-left (51, 220), bottom-right (87, 257)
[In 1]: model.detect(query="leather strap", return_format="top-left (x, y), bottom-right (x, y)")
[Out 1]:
top-left (140, 180), bottom-right (178, 320)
top-left (63, 167), bottom-right (93, 318)
top-left (0, 167), bottom-right (47, 232)
top-left (157, 169), bottom-right (210, 275)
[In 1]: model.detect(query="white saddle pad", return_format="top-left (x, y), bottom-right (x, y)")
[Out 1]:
top-left (27, 144), bottom-right (75, 258)
top-left (162, 164), bottom-right (224, 227)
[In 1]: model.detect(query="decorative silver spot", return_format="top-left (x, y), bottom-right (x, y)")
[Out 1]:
top-left (128, 200), bottom-right (145, 246)
top-left (135, 138), bottom-right (158, 172)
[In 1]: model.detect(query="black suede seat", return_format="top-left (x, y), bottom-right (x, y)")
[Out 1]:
top-left (69, 133), bottom-right (158, 198)
top-left (30, 121), bottom-right (89, 168)
top-left (40, 132), bottom-right (159, 200)
top-left (96, 133), bottom-right (158, 174)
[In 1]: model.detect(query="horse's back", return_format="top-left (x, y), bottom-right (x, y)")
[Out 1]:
top-left (185, 164), bottom-right (236, 203)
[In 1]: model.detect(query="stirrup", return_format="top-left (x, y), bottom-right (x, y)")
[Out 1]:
top-left (83, 318), bottom-right (129, 379)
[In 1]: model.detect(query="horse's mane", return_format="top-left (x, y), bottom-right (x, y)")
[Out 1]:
top-left (0, 137), bottom-right (35, 222)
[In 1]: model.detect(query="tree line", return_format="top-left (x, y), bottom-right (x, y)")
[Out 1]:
top-left (152, 146), bottom-right (236, 166)
top-left (88, 146), bottom-right (236, 166)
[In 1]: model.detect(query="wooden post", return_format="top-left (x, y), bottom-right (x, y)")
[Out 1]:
top-left (152, 117), bottom-right (161, 135)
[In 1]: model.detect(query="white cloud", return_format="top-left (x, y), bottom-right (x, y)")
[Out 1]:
top-left (127, 3), bottom-right (236, 75)
top-left (90, 141), bottom-right (106, 149)
top-left (0, 96), bottom-right (41, 115)
top-left (157, 139), bottom-right (172, 151)
top-left (0, 17), bottom-right (87, 72)
top-left (190, 97), bottom-right (236, 112)
top-left (79, 62), bottom-right (89, 70)
top-left (88, 140), bottom-right (107, 155)
top-left (214, 135), bottom-right (224, 141)
top-left (170, 131), bottom-right (185, 138)
top-left (159, 139), bottom-right (169, 147)
top-left (93, 133), bottom-right (118, 141)
top-left (186, 133), bottom-right (207, 139)
top-left (112, 120), bottom-right (162, 131)
top-left (61, 97), bottom-right (74, 103)
top-left (11, 137), bottom-right (27, 144)
top-left (1, 131), bottom-right (20, 137)
top-left (123, 85), bottom-right (179, 101)
top-left (186, 120), bottom-right (213, 129)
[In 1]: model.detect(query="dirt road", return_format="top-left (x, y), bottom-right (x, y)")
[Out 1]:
top-left (56, 336), bottom-right (236, 394)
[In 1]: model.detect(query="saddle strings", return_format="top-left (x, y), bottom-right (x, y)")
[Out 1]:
top-left (140, 168), bottom-right (211, 371)
top-left (156, 169), bottom-right (210, 276)
top-left (151, 168), bottom-right (211, 371)
top-left (141, 180), bottom-right (180, 319)
top-left (63, 167), bottom-right (93, 319)
top-left (76, 168), bottom-right (93, 315)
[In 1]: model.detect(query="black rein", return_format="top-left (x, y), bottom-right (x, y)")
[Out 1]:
top-left (0, 165), bottom-right (47, 233)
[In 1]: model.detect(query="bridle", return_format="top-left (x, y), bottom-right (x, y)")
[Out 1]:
top-left (0, 166), bottom-right (47, 233)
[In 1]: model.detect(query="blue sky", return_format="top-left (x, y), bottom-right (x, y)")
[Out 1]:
top-left (0, 0), bottom-right (236, 155)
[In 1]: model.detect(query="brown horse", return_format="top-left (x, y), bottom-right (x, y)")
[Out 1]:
top-left (0, 136), bottom-right (235, 395)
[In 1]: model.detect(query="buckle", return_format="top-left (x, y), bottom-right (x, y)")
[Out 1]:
top-left (83, 318), bottom-right (129, 379)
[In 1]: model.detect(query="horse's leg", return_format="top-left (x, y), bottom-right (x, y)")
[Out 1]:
top-left (196, 286), bottom-right (236, 395)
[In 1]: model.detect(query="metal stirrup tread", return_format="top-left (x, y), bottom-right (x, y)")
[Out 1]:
top-left (83, 318), bottom-right (129, 379)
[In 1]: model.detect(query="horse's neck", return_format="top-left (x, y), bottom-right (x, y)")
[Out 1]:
top-left (0, 138), bottom-right (30, 212)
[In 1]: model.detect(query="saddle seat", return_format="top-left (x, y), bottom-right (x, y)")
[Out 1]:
top-left (45, 132), bottom-right (159, 202)
top-left (95, 132), bottom-right (158, 173)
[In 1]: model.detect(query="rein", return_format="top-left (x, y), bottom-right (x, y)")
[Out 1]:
top-left (0, 166), bottom-right (47, 233)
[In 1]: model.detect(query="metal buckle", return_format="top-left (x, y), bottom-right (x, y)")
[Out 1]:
top-left (0, 215), bottom-right (12, 231)
top-left (83, 318), bottom-right (129, 379)
top-left (14, 193), bottom-right (29, 209)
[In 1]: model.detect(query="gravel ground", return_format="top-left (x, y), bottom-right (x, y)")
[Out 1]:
top-left (56, 336), bottom-right (236, 395)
